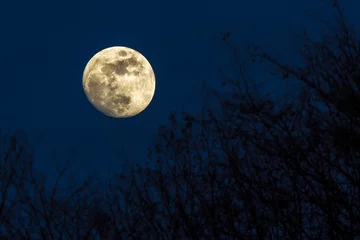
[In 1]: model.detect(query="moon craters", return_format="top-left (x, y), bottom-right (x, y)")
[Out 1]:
top-left (119, 50), bottom-right (127, 57)
top-left (83, 46), bottom-right (155, 118)
top-left (101, 61), bottom-right (126, 76)
top-left (87, 74), bottom-right (104, 100)
top-left (113, 94), bottom-right (131, 105)
top-left (85, 71), bottom-right (133, 116)
top-left (101, 56), bottom-right (141, 77)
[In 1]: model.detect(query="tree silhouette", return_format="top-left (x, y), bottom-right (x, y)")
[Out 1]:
top-left (0, 129), bottom-right (107, 239)
top-left (103, 2), bottom-right (360, 239)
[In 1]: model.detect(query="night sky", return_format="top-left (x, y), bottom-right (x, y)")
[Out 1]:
top-left (2, 0), bottom-right (358, 187)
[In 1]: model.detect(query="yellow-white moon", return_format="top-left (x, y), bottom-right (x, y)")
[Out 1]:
top-left (82, 46), bottom-right (155, 118)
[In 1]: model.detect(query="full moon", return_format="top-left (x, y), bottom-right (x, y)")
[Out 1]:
top-left (82, 46), bottom-right (155, 118)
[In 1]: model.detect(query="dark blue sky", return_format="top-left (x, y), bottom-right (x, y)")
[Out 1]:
top-left (2, 0), bottom-right (358, 185)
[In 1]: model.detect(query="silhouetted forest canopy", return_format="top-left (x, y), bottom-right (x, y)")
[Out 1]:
top-left (1, 2), bottom-right (360, 239)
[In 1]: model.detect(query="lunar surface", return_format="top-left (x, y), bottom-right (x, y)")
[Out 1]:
top-left (82, 46), bottom-right (155, 118)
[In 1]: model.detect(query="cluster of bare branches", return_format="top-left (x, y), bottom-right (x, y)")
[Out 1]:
top-left (0, 129), bottom-right (107, 239)
top-left (100, 3), bottom-right (359, 239)
top-left (0, 2), bottom-right (359, 239)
